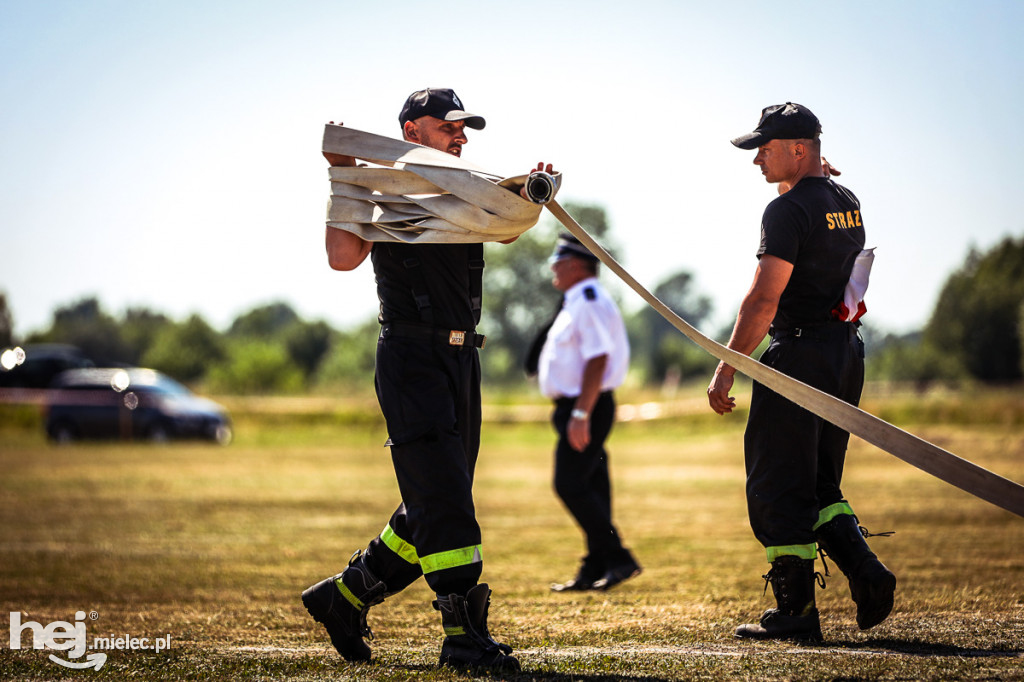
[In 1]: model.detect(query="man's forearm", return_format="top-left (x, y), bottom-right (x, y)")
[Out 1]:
top-left (325, 227), bottom-right (372, 271)
top-left (719, 296), bottom-right (776, 376)
top-left (575, 355), bottom-right (608, 415)
top-left (717, 256), bottom-right (792, 376)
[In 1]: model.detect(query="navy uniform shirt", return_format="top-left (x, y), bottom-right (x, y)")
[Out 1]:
top-left (371, 242), bottom-right (484, 330)
top-left (758, 177), bottom-right (866, 330)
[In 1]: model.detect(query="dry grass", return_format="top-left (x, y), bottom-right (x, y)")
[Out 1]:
top-left (1, 389), bottom-right (1023, 680)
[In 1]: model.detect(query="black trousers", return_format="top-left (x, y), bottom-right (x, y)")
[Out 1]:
top-left (744, 323), bottom-right (864, 553)
top-left (552, 391), bottom-right (624, 565)
top-left (361, 333), bottom-right (483, 596)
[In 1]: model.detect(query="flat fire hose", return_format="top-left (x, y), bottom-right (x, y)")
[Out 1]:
top-left (542, 199), bottom-right (1024, 520)
top-left (321, 126), bottom-right (1024, 519)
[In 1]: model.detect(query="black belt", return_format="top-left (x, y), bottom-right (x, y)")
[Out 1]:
top-left (555, 390), bottom-right (612, 407)
top-left (380, 322), bottom-right (486, 348)
top-left (770, 321), bottom-right (857, 341)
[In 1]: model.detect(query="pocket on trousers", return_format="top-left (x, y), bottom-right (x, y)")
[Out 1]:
top-left (376, 339), bottom-right (455, 445)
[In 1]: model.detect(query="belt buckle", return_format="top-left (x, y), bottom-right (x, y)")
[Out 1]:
top-left (449, 330), bottom-right (466, 346)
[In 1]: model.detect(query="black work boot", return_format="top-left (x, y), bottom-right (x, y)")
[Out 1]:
top-left (301, 550), bottom-right (387, 661)
top-left (735, 555), bottom-right (823, 642)
top-left (433, 583), bottom-right (520, 672)
top-left (816, 513), bottom-right (896, 630)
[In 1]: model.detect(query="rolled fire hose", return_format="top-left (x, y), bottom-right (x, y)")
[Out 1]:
top-left (323, 126), bottom-right (1024, 519)
top-left (322, 124), bottom-right (560, 243)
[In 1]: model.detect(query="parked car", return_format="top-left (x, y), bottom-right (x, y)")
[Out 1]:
top-left (45, 368), bottom-right (232, 444)
top-left (0, 344), bottom-right (94, 389)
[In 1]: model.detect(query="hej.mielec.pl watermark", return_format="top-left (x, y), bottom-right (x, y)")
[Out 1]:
top-left (9, 610), bottom-right (172, 671)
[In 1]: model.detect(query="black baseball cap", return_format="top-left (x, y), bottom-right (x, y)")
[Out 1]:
top-left (549, 234), bottom-right (598, 264)
top-left (398, 88), bottom-right (486, 130)
top-left (731, 102), bottom-right (821, 150)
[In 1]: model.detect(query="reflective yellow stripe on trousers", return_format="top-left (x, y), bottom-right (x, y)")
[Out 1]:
top-left (380, 524), bottom-right (483, 574)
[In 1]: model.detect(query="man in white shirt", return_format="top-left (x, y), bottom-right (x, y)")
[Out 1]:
top-left (537, 234), bottom-right (640, 592)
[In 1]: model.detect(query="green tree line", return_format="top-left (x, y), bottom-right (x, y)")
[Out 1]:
top-left (4, 210), bottom-right (1023, 394)
top-left (865, 235), bottom-right (1024, 385)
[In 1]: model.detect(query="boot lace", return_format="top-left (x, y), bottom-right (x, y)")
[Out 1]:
top-left (760, 567), bottom-right (773, 595)
top-left (760, 564), bottom-right (826, 595)
top-left (817, 547), bottom-right (832, 578)
top-left (816, 524), bottom-right (894, 576)
top-left (347, 551), bottom-right (385, 641)
top-left (859, 525), bottom-right (895, 539)
top-left (357, 596), bottom-right (385, 641)
top-left (477, 590), bottom-right (513, 655)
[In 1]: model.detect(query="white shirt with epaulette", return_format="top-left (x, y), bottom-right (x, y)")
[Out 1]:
top-left (537, 277), bottom-right (630, 399)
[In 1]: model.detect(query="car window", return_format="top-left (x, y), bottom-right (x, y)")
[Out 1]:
top-left (65, 384), bottom-right (112, 392)
top-left (147, 375), bottom-right (191, 396)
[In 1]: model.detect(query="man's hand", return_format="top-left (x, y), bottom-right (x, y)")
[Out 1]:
top-left (568, 356), bottom-right (604, 451)
top-left (707, 363), bottom-right (737, 415)
top-left (822, 156), bottom-right (840, 178)
top-left (568, 414), bottom-right (591, 452)
top-left (520, 162), bottom-right (556, 200)
top-left (324, 121), bottom-right (357, 167)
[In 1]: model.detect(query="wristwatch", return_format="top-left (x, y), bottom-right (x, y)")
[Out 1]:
top-left (570, 408), bottom-right (589, 420)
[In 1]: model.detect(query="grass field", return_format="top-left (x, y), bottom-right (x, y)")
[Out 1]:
top-left (1, 385), bottom-right (1023, 680)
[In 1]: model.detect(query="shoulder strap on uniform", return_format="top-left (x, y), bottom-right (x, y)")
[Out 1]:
top-left (390, 246), bottom-right (433, 326)
top-left (469, 244), bottom-right (484, 322)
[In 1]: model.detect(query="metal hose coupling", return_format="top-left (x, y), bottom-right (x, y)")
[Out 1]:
top-left (524, 172), bottom-right (557, 204)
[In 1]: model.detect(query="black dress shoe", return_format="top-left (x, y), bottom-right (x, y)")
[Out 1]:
top-left (550, 562), bottom-right (604, 592)
top-left (592, 557), bottom-right (642, 591)
top-left (550, 576), bottom-right (598, 592)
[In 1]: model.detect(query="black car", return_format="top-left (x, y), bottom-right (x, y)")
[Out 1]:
top-left (45, 368), bottom-right (232, 444)
top-left (0, 344), bottom-right (94, 389)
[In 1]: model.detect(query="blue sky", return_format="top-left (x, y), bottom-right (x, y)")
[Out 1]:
top-left (2, 0), bottom-right (1022, 339)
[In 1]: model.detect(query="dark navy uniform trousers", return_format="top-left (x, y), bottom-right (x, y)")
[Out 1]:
top-left (552, 391), bottom-right (625, 562)
top-left (362, 333), bottom-right (483, 596)
top-left (744, 322), bottom-right (864, 554)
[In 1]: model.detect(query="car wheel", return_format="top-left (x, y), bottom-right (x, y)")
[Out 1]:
top-left (213, 424), bottom-right (233, 446)
top-left (147, 423), bottom-right (171, 443)
top-left (49, 421), bottom-right (78, 444)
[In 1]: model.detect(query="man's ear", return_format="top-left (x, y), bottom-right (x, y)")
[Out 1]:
top-left (793, 139), bottom-right (818, 161)
top-left (403, 120), bottom-right (419, 142)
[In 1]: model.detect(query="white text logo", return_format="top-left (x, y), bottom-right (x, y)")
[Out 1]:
top-left (9, 611), bottom-right (172, 671)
